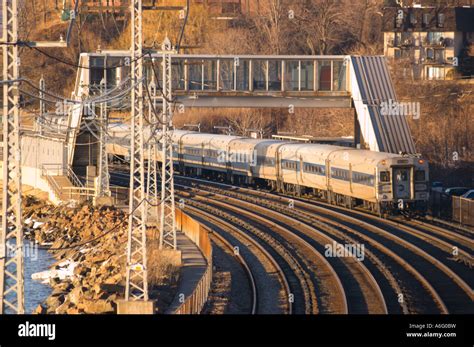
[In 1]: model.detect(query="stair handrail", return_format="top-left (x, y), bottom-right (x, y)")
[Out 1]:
top-left (66, 165), bottom-right (84, 188)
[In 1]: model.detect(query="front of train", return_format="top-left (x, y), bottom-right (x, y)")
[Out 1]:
top-left (377, 156), bottom-right (430, 215)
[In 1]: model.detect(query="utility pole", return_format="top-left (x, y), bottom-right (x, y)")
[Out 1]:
top-left (120, 0), bottom-right (181, 313)
top-left (0, 0), bottom-right (83, 315)
top-left (124, 0), bottom-right (149, 302)
top-left (158, 38), bottom-right (177, 250)
top-left (1, 0), bottom-right (24, 314)
top-left (97, 78), bottom-right (111, 198)
top-left (38, 76), bottom-right (45, 135)
top-left (146, 81), bottom-right (159, 229)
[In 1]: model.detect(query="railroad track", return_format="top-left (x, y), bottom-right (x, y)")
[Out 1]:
top-left (423, 216), bottom-right (474, 238)
top-left (185, 206), bottom-right (291, 314)
top-left (180, 197), bottom-right (321, 314)
top-left (393, 217), bottom-right (474, 255)
top-left (201, 227), bottom-right (258, 314)
top-left (109, 170), bottom-right (473, 314)
top-left (175, 176), bottom-right (474, 314)
top-left (177, 185), bottom-right (386, 314)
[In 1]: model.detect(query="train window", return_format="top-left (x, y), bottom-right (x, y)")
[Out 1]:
top-left (380, 171), bottom-right (390, 182)
top-left (398, 172), bottom-right (408, 181)
top-left (415, 170), bottom-right (425, 182)
top-left (284, 161), bottom-right (297, 170)
top-left (353, 172), bottom-right (375, 186)
top-left (331, 168), bottom-right (348, 180)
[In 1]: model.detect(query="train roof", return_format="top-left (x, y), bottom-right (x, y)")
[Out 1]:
top-left (294, 144), bottom-right (402, 160)
top-left (108, 127), bottom-right (409, 161)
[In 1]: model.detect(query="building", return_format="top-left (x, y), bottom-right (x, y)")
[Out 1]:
top-left (382, 5), bottom-right (474, 80)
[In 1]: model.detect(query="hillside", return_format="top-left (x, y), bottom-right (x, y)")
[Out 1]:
top-left (14, 0), bottom-right (474, 186)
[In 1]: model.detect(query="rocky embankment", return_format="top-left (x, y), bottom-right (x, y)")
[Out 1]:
top-left (23, 199), bottom-right (181, 317)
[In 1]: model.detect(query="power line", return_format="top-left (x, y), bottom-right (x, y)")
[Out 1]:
top-left (25, 44), bottom-right (148, 70)
top-left (176, 0), bottom-right (190, 52)
top-left (35, 198), bottom-right (164, 251)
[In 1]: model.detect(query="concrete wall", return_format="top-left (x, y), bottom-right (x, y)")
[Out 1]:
top-left (1, 135), bottom-right (67, 204)
top-left (21, 135), bottom-right (67, 169)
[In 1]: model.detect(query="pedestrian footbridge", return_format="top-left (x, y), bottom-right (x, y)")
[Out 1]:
top-left (61, 52), bottom-right (416, 167)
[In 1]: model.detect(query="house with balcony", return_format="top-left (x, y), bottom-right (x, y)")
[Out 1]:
top-left (382, 5), bottom-right (474, 80)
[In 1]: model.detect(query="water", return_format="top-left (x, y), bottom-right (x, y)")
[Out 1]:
top-left (24, 241), bottom-right (54, 313)
top-left (4, 240), bottom-right (54, 314)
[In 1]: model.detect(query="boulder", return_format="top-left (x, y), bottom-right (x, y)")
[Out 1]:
top-left (68, 286), bottom-right (83, 305)
top-left (82, 299), bottom-right (114, 314)
top-left (66, 307), bottom-right (81, 314)
top-left (33, 305), bottom-right (46, 314)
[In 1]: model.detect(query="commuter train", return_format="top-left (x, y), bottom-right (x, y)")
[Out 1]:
top-left (149, 130), bottom-right (429, 215)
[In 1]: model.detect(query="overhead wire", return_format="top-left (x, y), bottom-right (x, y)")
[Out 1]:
top-left (176, 0), bottom-right (190, 53)
top-left (24, 43), bottom-right (148, 70)
top-left (35, 197), bottom-right (164, 251)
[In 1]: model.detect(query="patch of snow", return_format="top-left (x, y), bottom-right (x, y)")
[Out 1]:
top-left (33, 221), bottom-right (44, 229)
top-left (32, 259), bottom-right (77, 282)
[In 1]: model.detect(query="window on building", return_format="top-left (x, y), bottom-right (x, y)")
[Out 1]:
top-left (395, 11), bottom-right (404, 28)
top-left (401, 32), bottom-right (412, 45)
top-left (427, 32), bottom-right (443, 45)
top-left (422, 13), bottom-right (431, 27)
top-left (434, 49), bottom-right (445, 63)
top-left (426, 48), bottom-right (434, 60)
top-left (409, 12), bottom-right (417, 26)
top-left (401, 49), bottom-right (411, 59)
top-left (394, 32), bottom-right (402, 46)
top-left (427, 66), bottom-right (445, 80)
top-left (437, 13), bottom-right (445, 28)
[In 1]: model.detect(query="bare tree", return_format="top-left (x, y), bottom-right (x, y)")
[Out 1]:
top-left (226, 109), bottom-right (273, 137)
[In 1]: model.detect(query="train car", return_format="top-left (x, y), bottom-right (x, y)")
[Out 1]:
top-left (275, 143), bottom-right (429, 213)
top-left (174, 130), bottom-right (242, 176)
top-left (110, 127), bottom-right (429, 214)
